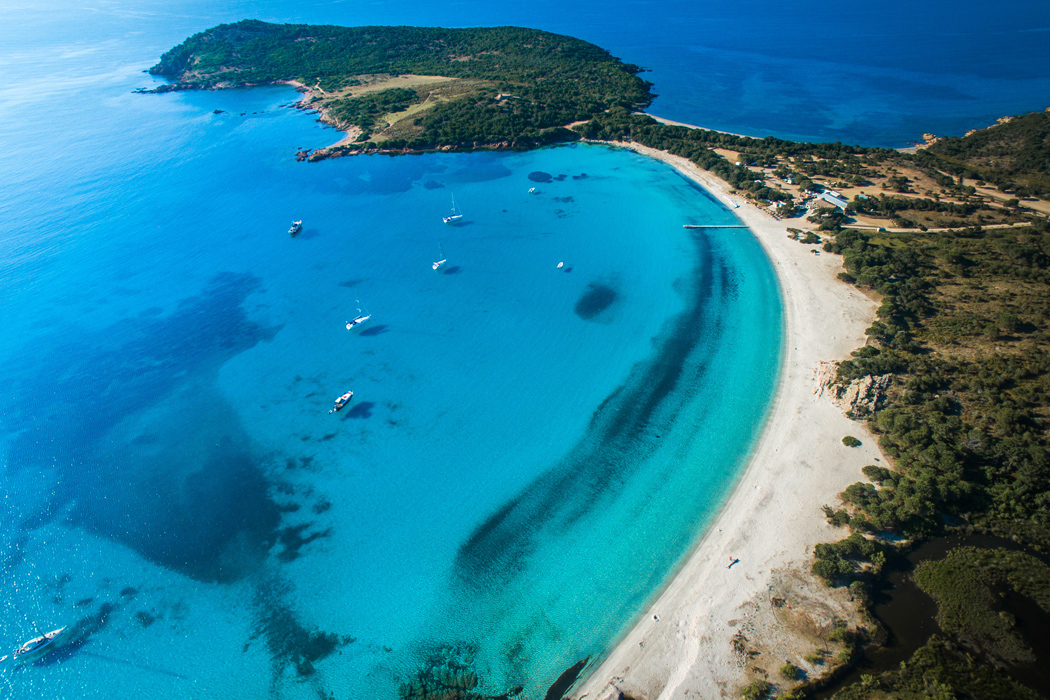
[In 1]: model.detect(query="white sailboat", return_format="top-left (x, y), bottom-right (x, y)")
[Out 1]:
top-left (8, 626), bottom-right (66, 662)
top-left (442, 194), bottom-right (464, 224)
top-left (432, 243), bottom-right (447, 271)
top-left (346, 300), bottom-right (371, 330)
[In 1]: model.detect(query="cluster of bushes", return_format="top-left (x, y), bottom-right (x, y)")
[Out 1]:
top-left (740, 680), bottom-right (771, 700)
top-left (326, 87), bottom-right (418, 136)
top-left (833, 636), bottom-right (1041, 700)
top-left (327, 125), bottom-right (580, 155)
top-left (812, 532), bottom-right (887, 583)
top-left (847, 193), bottom-right (984, 219)
top-left (914, 547), bottom-right (1050, 665)
top-left (793, 153), bottom-right (880, 182)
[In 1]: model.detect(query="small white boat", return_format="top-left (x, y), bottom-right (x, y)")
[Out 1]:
top-left (10, 626), bottom-right (66, 661)
top-left (442, 195), bottom-right (464, 225)
top-left (528, 187), bottom-right (536, 194)
top-left (346, 299), bottom-right (371, 330)
top-left (288, 220), bottom-right (303, 236)
top-left (557, 262), bottom-right (564, 269)
top-left (432, 243), bottom-right (447, 271)
top-left (346, 313), bottom-right (371, 331)
top-left (329, 391), bottom-right (353, 414)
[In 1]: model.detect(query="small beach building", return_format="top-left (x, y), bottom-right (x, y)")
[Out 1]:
top-left (818, 192), bottom-right (849, 209)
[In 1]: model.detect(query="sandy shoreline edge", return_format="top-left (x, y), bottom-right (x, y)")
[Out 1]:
top-left (569, 142), bottom-right (886, 700)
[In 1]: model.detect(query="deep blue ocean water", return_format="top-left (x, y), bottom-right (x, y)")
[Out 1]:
top-left (0, 1), bottom-right (1045, 697)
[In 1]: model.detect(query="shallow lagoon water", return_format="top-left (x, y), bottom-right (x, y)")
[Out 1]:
top-left (0, 71), bottom-right (781, 697)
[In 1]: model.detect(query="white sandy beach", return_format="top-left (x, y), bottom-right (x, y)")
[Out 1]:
top-left (571, 142), bottom-right (887, 700)
top-left (640, 112), bottom-right (753, 140)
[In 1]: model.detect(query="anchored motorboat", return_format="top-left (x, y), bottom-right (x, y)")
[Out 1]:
top-left (329, 390), bottom-right (353, 414)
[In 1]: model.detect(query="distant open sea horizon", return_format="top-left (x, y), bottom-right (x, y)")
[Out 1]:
top-left (0, 1), bottom-right (1046, 698)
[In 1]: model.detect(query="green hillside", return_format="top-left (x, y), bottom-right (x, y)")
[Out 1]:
top-left (149, 20), bottom-right (653, 151)
top-left (924, 110), bottom-right (1050, 198)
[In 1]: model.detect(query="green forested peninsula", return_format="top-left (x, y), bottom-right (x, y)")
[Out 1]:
top-left (148, 20), bottom-right (653, 152)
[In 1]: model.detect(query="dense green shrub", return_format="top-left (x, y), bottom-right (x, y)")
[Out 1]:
top-left (914, 547), bottom-right (1050, 665)
top-left (740, 679), bottom-right (771, 700)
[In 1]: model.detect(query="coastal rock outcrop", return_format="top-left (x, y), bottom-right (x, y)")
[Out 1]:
top-left (816, 361), bottom-right (891, 418)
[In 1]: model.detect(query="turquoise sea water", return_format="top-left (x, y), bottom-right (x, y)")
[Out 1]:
top-left (1, 1), bottom-right (1044, 697)
top-left (0, 47), bottom-right (780, 700)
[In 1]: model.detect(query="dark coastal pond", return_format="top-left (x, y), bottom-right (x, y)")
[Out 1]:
top-left (816, 533), bottom-right (1050, 698)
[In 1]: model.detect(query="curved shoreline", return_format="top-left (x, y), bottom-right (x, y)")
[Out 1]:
top-left (570, 143), bottom-right (887, 700)
top-left (289, 110), bottom-right (885, 694)
top-left (182, 78), bottom-right (885, 689)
